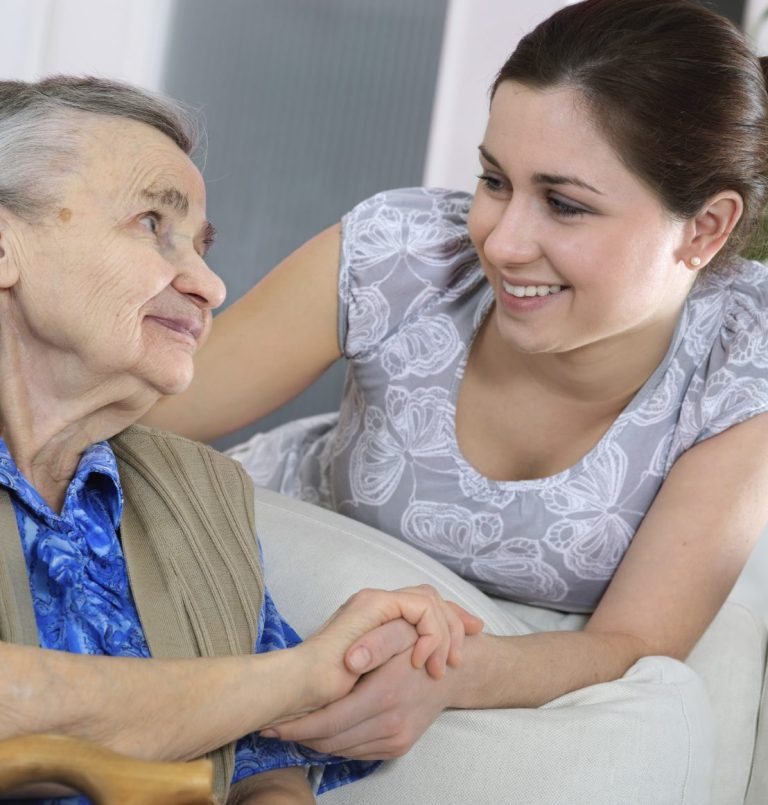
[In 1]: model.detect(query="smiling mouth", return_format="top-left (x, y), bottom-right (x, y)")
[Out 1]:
top-left (501, 281), bottom-right (568, 298)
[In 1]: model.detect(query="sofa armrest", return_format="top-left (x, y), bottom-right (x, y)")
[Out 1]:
top-left (747, 641), bottom-right (768, 804)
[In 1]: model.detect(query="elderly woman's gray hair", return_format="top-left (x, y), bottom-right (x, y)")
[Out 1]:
top-left (0, 76), bottom-right (200, 221)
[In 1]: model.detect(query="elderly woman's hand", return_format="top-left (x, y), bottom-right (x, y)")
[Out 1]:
top-left (344, 585), bottom-right (483, 679)
top-left (225, 768), bottom-right (314, 804)
top-left (290, 586), bottom-right (482, 712)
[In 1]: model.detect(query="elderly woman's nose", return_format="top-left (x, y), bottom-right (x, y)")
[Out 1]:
top-left (174, 254), bottom-right (227, 310)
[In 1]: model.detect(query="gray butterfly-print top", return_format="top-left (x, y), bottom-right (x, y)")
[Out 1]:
top-left (230, 187), bottom-right (768, 613)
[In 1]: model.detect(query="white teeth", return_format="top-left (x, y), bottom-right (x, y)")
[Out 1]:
top-left (502, 281), bottom-right (564, 298)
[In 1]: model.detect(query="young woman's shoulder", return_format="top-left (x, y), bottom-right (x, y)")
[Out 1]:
top-left (344, 186), bottom-right (473, 226)
top-left (676, 258), bottom-right (768, 448)
top-left (338, 187), bottom-right (484, 359)
top-left (690, 258), bottom-right (768, 348)
top-left (341, 187), bottom-right (474, 269)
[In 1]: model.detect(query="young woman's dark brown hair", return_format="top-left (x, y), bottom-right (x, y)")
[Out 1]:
top-left (494, 0), bottom-right (768, 263)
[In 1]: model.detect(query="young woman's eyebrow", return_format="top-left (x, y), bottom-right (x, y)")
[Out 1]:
top-left (478, 144), bottom-right (502, 168)
top-left (479, 145), bottom-right (603, 196)
top-left (533, 173), bottom-right (604, 195)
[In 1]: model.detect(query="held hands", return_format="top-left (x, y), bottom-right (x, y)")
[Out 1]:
top-left (289, 585), bottom-right (482, 713)
top-left (261, 648), bottom-right (457, 759)
top-left (342, 585), bottom-right (483, 679)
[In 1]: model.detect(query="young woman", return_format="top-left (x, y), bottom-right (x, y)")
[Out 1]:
top-left (147, 0), bottom-right (768, 801)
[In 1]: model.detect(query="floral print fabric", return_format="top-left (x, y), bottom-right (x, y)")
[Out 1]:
top-left (229, 187), bottom-right (768, 614)
top-left (0, 438), bottom-right (375, 804)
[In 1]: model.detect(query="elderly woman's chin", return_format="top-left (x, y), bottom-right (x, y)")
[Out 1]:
top-left (127, 344), bottom-right (198, 404)
top-left (147, 355), bottom-right (196, 398)
top-left (135, 315), bottom-right (210, 397)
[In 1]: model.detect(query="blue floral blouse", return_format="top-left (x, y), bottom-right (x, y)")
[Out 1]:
top-left (0, 437), bottom-right (377, 803)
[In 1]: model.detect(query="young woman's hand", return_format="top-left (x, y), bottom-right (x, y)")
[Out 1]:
top-left (292, 586), bottom-right (482, 710)
top-left (260, 647), bottom-right (463, 758)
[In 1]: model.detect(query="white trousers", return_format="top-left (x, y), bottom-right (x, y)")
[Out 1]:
top-left (253, 487), bottom-right (715, 805)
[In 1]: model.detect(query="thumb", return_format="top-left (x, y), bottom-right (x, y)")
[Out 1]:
top-left (345, 619), bottom-right (418, 674)
top-left (449, 602), bottom-right (484, 635)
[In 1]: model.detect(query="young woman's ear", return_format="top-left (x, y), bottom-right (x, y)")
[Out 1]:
top-left (680, 191), bottom-right (744, 271)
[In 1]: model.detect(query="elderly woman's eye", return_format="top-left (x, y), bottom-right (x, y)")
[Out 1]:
top-left (138, 212), bottom-right (161, 235)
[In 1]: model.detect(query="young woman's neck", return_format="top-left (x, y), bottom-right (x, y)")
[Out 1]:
top-left (481, 303), bottom-right (684, 412)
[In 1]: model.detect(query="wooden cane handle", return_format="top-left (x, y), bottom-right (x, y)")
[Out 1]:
top-left (0, 733), bottom-right (214, 805)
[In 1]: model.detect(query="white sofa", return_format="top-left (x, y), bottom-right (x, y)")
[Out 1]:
top-left (253, 485), bottom-right (767, 805)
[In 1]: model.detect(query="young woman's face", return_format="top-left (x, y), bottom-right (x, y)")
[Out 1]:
top-left (468, 81), bottom-right (696, 357)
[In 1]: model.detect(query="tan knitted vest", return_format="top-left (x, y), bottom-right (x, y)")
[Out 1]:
top-left (0, 424), bottom-right (265, 803)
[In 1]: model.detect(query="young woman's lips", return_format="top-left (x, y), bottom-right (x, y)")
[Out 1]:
top-left (498, 279), bottom-right (570, 311)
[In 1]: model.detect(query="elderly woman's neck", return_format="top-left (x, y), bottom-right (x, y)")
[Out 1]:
top-left (0, 368), bottom-right (158, 514)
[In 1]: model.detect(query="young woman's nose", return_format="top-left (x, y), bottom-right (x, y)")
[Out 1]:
top-left (482, 199), bottom-right (542, 268)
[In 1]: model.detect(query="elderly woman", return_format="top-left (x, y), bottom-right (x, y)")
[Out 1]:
top-left (0, 77), bottom-right (480, 805)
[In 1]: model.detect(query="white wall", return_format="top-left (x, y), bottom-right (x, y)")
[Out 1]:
top-left (424, 0), bottom-right (768, 192)
top-left (0, 0), bottom-right (173, 87)
top-left (745, 0), bottom-right (768, 53)
top-left (423, 0), bottom-right (577, 192)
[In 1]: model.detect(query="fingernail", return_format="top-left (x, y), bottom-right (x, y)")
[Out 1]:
top-left (347, 646), bottom-right (372, 672)
top-left (260, 729), bottom-right (278, 738)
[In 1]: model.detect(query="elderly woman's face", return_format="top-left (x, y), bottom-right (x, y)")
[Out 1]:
top-left (5, 115), bottom-right (225, 399)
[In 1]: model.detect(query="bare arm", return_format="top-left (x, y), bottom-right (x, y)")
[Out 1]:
top-left (143, 224), bottom-right (343, 442)
top-left (0, 585), bottom-right (480, 765)
top-left (268, 413), bottom-right (768, 756)
top-left (459, 411), bottom-right (768, 709)
top-left (0, 643), bottom-right (311, 762)
top-left (226, 768), bottom-right (314, 805)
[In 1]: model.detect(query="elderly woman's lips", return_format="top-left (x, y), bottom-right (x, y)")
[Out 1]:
top-left (145, 315), bottom-right (204, 342)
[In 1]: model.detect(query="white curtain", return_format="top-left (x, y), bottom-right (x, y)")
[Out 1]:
top-left (0, 0), bottom-right (173, 88)
top-left (424, 1), bottom-right (588, 192)
top-left (745, 0), bottom-right (768, 53)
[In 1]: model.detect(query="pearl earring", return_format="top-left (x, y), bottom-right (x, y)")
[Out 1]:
top-left (689, 256), bottom-right (702, 267)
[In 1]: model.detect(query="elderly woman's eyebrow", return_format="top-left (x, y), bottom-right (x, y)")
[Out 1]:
top-left (139, 186), bottom-right (189, 215)
top-left (201, 221), bottom-right (217, 254)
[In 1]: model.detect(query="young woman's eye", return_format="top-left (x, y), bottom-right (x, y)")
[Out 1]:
top-left (138, 211), bottom-right (161, 235)
top-left (477, 173), bottom-right (507, 194)
top-left (548, 195), bottom-right (587, 218)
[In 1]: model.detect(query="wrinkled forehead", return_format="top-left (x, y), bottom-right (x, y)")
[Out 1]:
top-left (68, 113), bottom-right (206, 212)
